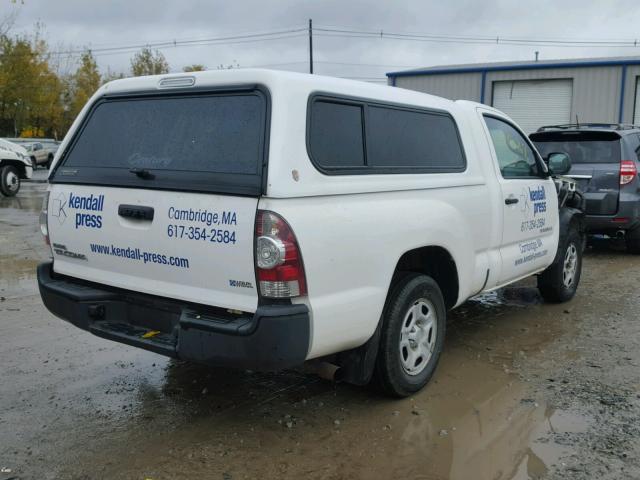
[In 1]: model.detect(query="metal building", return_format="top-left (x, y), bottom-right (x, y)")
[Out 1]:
top-left (386, 56), bottom-right (640, 133)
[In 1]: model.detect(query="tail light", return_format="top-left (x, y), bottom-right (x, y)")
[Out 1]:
top-left (39, 191), bottom-right (50, 246)
top-left (620, 160), bottom-right (637, 185)
top-left (255, 210), bottom-right (307, 298)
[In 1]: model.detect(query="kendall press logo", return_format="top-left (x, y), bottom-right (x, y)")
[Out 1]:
top-left (56, 192), bottom-right (105, 229)
top-left (520, 185), bottom-right (547, 217)
top-left (51, 193), bottom-right (67, 225)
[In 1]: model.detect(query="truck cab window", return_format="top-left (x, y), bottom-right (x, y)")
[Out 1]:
top-left (485, 116), bottom-right (540, 178)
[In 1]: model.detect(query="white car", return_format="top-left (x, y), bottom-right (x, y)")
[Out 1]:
top-left (37, 70), bottom-right (584, 396)
top-left (0, 139), bottom-right (32, 196)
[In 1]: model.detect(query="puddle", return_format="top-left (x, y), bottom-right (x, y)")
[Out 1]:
top-left (0, 182), bottom-right (49, 298)
top-left (43, 294), bottom-right (586, 480)
top-left (467, 284), bottom-right (543, 310)
top-left (547, 409), bottom-right (590, 435)
top-left (0, 255), bottom-right (40, 297)
top-left (0, 181), bottom-right (47, 213)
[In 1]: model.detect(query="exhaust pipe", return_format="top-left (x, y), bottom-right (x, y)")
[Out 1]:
top-left (316, 362), bottom-right (341, 381)
top-left (616, 230), bottom-right (626, 239)
top-left (306, 361), bottom-right (342, 381)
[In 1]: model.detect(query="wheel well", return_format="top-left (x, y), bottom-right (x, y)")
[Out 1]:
top-left (560, 206), bottom-right (586, 236)
top-left (393, 246), bottom-right (459, 309)
top-left (0, 160), bottom-right (27, 177)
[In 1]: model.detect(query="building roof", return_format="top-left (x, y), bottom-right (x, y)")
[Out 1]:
top-left (387, 55), bottom-right (640, 78)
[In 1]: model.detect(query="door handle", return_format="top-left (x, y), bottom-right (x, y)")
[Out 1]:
top-left (505, 197), bottom-right (519, 205)
top-left (118, 204), bottom-right (154, 220)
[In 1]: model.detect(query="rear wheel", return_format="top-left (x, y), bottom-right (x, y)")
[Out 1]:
top-left (47, 154), bottom-right (53, 169)
top-left (374, 273), bottom-right (446, 397)
top-left (0, 165), bottom-right (20, 197)
top-left (538, 226), bottom-right (582, 302)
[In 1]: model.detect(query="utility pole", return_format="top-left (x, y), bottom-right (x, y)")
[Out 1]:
top-left (308, 18), bottom-right (314, 74)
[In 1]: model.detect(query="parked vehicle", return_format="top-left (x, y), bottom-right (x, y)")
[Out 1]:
top-left (39, 140), bottom-right (60, 167)
top-left (3, 138), bottom-right (59, 169)
top-left (531, 123), bottom-right (640, 253)
top-left (0, 139), bottom-right (32, 196)
top-left (37, 70), bottom-right (584, 397)
top-left (25, 142), bottom-right (50, 169)
top-left (5, 137), bottom-right (58, 148)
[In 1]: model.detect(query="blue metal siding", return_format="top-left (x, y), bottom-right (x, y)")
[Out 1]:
top-left (395, 72), bottom-right (482, 102)
top-left (387, 58), bottom-right (640, 79)
top-left (393, 60), bottom-right (627, 127)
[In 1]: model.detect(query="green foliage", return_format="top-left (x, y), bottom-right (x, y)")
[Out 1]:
top-left (130, 48), bottom-right (169, 76)
top-left (183, 64), bottom-right (206, 72)
top-left (0, 32), bottom-right (65, 138)
top-left (68, 51), bottom-right (101, 120)
top-left (0, 25), bottom-right (174, 138)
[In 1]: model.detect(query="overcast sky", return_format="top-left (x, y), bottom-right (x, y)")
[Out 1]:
top-left (7, 0), bottom-right (640, 81)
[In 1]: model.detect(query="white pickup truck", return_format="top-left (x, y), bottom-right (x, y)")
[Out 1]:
top-left (37, 70), bottom-right (584, 396)
top-left (0, 139), bottom-right (32, 196)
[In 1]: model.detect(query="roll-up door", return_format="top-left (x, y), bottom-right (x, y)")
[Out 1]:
top-left (492, 79), bottom-right (573, 134)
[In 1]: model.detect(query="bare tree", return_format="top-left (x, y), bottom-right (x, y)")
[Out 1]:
top-left (0, 10), bottom-right (19, 39)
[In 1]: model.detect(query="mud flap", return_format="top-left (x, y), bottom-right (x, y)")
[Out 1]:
top-left (336, 321), bottom-right (382, 386)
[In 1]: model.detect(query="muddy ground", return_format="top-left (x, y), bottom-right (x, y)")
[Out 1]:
top-left (1, 179), bottom-right (640, 480)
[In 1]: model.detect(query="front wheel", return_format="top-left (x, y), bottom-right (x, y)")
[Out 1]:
top-left (0, 165), bottom-right (20, 197)
top-left (31, 157), bottom-right (37, 170)
top-left (374, 273), bottom-right (446, 397)
top-left (538, 227), bottom-right (583, 302)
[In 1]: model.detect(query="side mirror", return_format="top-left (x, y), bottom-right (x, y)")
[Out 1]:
top-left (546, 152), bottom-right (571, 176)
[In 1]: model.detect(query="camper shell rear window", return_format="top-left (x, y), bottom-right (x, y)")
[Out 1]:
top-left (50, 87), bottom-right (269, 196)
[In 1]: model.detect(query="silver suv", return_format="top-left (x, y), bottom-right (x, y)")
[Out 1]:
top-left (531, 123), bottom-right (640, 253)
top-left (25, 142), bottom-right (51, 169)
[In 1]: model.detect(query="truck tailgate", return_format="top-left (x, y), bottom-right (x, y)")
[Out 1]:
top-left (46, 88), bottom-right (269, 312)
top-left (48, 184), bottom-right (259, 311)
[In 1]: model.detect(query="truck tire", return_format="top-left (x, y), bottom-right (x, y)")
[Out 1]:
top-left (537, 226), bottom-right (582, 303)
top-left (374, 273), bottom-right (446, 397)
top-left (0, 165), bottom-right (20, 197)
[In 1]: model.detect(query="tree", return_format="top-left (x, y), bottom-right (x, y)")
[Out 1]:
top-left (68, 50), bottom-right (100, 120)
top-left (102, 67), bottom-right (125, 83)
top-left (183, 64), bottom-right (206, 72)
top-left (65, 50), bottom-right (101, 122)
top-left (130, 48), bottom-right (169, 76)
top-left (0, 31), bottom-right (65, 138)
top-left (0, 9), bottom-right (18, 37)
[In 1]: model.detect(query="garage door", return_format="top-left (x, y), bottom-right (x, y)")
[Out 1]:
top-left (492, 79), bottom-right (573, 134)
top-left (633, 77), bottom-right (640, 125)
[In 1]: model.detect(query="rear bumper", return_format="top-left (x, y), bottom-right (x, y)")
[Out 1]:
top-left (585, 197), bottom-right (640, 233)
top-left (37, 262), bottom-right (310, 370)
